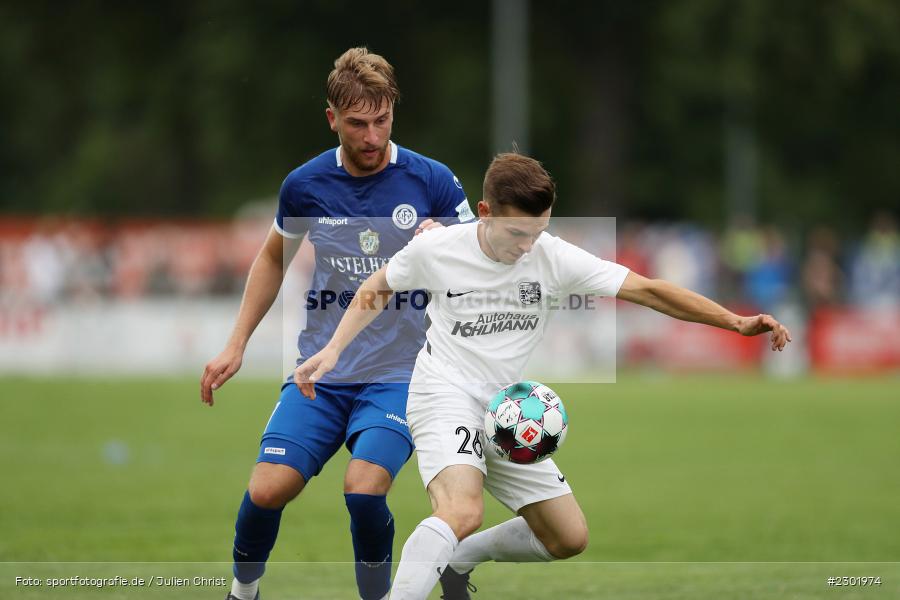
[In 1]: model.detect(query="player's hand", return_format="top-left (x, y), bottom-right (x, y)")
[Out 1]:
top-left (736, 314), bottom-right (793, 351)
top-left (200, 345), bottom-right (244, 406)
top-left (414, 218), bottom-right (444, 236)
top-left (293, 346), bottom-right (340, 399)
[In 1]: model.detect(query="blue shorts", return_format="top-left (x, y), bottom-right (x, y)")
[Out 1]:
top-left (257, 382), bottom-right (413, 482)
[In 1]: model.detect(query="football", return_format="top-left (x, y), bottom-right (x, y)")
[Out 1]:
top-left (484, 381), bottom-right (568, 464)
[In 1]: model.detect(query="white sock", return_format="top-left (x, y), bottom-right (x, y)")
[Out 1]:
top-left (230, 577), bottom-right (259, 599)
top-left (390, 516), bottom-right (458, 600)
top-left (449, 516), bottom-right (555, 573)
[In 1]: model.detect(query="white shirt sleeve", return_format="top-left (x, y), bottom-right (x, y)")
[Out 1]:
top-left (551, 236), bottom-right (630, 297)
top-left (385, 230), bottom-right (432, 291)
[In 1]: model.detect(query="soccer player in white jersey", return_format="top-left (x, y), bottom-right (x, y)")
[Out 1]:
top-left (294, 153), bottom-right (792, 599)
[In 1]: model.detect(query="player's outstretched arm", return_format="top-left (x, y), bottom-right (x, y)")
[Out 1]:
top-left (616, 271), bottom-right (792, 351)
top-left (293, 266), bottom-right (395, 399)
top-left (200, 226), bottom-right (301, 405)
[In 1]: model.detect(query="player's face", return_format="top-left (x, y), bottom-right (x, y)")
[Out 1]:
top-left (327, 99), bottom-right (393, 177)
top-left (478, 202), bottom-right (551, 265)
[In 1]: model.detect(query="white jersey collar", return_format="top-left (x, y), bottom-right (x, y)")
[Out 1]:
top-left (335, 140), bottom-right (398, 168)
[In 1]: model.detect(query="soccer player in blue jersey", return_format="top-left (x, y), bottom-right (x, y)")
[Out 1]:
top-left (200, 47), bottom-right (473, 600)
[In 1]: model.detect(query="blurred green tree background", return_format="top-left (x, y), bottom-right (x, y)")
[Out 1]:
top-left (1, 0), bottom-right (898, 230)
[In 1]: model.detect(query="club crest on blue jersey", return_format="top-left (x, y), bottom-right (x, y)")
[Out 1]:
top-left (518, 281), bottom-right (542, 305)
top-left (392, 203), bottom-right (417, 229)
top-left (359, 229), bottom-right (380, 255)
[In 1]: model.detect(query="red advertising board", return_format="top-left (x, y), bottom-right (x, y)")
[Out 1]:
top-left (809, 308), bottom-right (900, 373)
top-left (618, 303), bottom-right (764, 370)
top-left (652, 318), bottom-right (764, 370)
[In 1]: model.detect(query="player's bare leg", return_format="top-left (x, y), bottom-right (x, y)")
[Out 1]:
top-left (248, 462), bottom-right (306, 507)
top-left (343, 458), bottom-right (395, 600)
top-left (390, 465), bottom-right (485, 600)
top-left (518, 493), bottom-right (589, 558)
top-left (429, 465), bottom-right (485, 539)
top-left (441, 494), bottom-right (586, 599)
top-left (228, 463), bottom-right (305, 600)
top-left (344, 458), bottom-right (393, 495)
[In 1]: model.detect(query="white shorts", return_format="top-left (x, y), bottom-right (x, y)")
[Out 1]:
top-left (406, 384), bottom-right (572, 512)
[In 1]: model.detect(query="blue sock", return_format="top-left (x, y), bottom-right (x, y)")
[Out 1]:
top-left (345, 493), bottom-right (394, 600)
top-left (232, 491), bottom-right (284, 583)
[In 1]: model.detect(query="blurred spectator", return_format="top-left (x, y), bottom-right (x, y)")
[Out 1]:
top-left (719, 215), bottom-right (764, 303)
top-left (801, 225), bottom-right (844, 309)
top-left (21, 225), bottom-right (65, 304)
top-left (110, 225), bottom-right (163, 298)
top-left (648, 224), bottom-right (716, 296)
top-left (745, 226), bottom-right (793, 312)
top-left (64, 222), bottom-right (111, 301)
top-left (850, 212), bottom-right (900, 308)
top-left (616, 222), bottom-right (651, 276)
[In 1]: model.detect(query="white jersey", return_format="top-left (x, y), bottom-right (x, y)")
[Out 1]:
top-left (385, 222), bottom-right (629, 394)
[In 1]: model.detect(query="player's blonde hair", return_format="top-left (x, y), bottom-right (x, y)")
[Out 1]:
top-left (326, 47), bottom-right (399, 113)
top-left (484, 153), bottom-right (556, 216)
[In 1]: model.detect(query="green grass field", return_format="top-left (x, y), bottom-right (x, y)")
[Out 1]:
top-left (2, 374), bottom-right (899, 598)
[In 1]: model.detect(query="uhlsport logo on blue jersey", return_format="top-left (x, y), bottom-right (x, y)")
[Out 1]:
top-left (318, 216), bottom-right (348, 226)
top-left (385, 412), bottom-right (408, 426)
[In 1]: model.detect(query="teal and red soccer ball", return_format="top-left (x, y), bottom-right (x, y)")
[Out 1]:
top-left (484, 381), bottom-right (568, 464)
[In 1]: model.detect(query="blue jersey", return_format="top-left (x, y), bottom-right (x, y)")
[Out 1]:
top-left (275, 141), bottom-right (473, 383)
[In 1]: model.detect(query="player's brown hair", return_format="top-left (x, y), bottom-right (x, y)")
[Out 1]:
top-left (326, 47), bottom-right (399, 112)
top-left (483, 153), bottom-right (556, 216)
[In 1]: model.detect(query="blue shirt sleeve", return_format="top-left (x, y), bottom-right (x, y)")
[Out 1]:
top-left (430, 162), bottom-right (475, 225)
top-left (274, 173), bottom-right (311, 238)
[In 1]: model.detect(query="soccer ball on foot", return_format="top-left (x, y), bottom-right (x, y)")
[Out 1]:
top-left (484, 381), bottom-right (568, 464)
